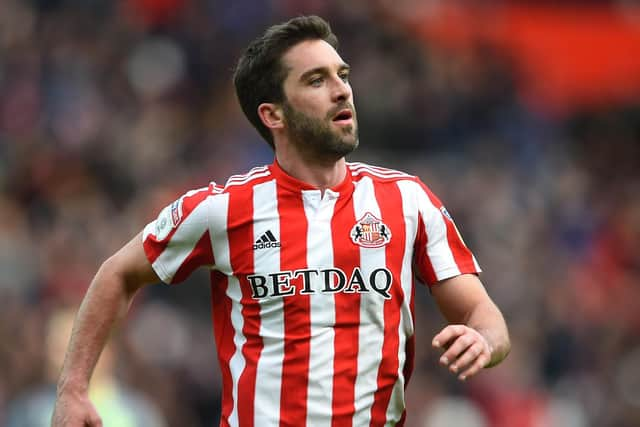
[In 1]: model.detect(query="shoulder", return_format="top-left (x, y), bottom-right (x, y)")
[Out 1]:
top-left (168, 165), bottom-right (273, 212)
top-left (192, 165), bottom-right (272, 199)
top-left (220, 164), bottom-right (273, 192)
top-left (347, 162), bottom-right (418, 183)
top-left (347, 162), bottom-right (441, 203)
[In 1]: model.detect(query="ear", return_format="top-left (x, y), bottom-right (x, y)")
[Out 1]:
top-left (257, 103), bottom-right (284, 131)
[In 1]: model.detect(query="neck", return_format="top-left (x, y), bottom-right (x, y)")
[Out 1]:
top-left (275, 149), bottom-right (346, 192)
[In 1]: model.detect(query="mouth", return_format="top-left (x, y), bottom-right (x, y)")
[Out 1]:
top-left (331, 108), bottom-right (354, 125)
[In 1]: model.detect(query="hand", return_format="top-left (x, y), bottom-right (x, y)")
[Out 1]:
top-left (51, 390), bottom-right (103, 427)
top-left (432, 324), bottom-right (492, 381)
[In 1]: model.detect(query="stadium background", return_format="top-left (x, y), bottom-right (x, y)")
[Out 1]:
top-left (1, 1), bottom-right (639, 426)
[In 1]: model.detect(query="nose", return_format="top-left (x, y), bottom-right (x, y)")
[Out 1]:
top-left (331, 76), bottom-right (351, 103)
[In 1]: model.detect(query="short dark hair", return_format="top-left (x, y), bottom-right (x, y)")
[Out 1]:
top-left (233, 16), bottom-right (339, 148)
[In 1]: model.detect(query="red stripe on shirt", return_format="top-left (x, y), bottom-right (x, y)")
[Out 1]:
top-left (397, 276), bottom-right (417, 427)
top-left (369, 183), bottom-right (406, 426)
top-left (414, 211), bottom-right (437, 286)
top-left (170, 230), bottom-right (214, 284)
top-left (211, 270), bottom-right (234, 427)
top-left (443, 219), bottom-right (476, 273)
top-left (278, 189), bottom-right (312, 426)
top-left (331, 193), bottom-right (360, 427)
top-left (227, 186), bottom-right (261, 427)
top-left (420, 183), bottom-right (477, 274)
top-left (144, 187), bottom-right (211, 265)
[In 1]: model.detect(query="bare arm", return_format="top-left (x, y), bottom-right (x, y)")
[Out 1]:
top-left (52, 232), bottom-right (160, 426)
top-left (430, 274), bottom-right (510, 381)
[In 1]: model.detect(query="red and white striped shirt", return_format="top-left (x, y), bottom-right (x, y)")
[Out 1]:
top-left (142, 161), bottom-right (481, 427)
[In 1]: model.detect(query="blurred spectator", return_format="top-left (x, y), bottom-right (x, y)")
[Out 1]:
top-left (420, 396), bottom-right (489, 427)
top-left (4, 307), bottom-right (166, 427)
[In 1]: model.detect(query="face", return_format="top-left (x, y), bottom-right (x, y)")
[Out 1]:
top-left (280, 39), bottom-right (358, 160)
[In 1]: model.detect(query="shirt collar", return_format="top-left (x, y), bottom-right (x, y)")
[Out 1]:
top-left (269, 159), bottom-right (354, 196)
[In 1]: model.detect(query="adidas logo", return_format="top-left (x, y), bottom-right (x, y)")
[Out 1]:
top-left (253, 230), bottom-right (281, 250)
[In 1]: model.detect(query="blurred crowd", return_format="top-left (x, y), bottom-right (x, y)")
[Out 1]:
top-left (1, 1), bottom-right (639, 426)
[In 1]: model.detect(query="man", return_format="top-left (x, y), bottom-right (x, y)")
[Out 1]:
top-left (53, 15), bottom-right (509, 426)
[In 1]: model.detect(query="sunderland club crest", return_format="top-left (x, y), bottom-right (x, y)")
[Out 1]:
top-left (350, 212), bottom-right (391, 248)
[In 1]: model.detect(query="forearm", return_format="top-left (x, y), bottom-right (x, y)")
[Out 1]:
top-left (465, 300), bottom-right (510, 367)
top-left (56, 256), bottom-right (138, 394)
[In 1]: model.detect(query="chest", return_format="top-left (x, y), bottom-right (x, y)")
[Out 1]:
top-left (222, 185), bottom-right (413, 301)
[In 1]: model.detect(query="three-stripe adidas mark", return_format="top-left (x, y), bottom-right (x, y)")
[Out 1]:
top-left (253, 230), bottom-right (281, 250)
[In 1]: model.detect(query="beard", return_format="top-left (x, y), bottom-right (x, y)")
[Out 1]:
top-left (282, 101), bottom-right (359, 161)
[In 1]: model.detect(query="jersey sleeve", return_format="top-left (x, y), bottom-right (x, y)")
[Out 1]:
top-left (142, 186), bottom-right (215, 284)
top-left (413, 180), bottom-right (481, 287)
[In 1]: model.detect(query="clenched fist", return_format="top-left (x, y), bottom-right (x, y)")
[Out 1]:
top-left (51, 390), bottom-right (102, 427)
top-left (432, 324), bottom-right (493, 381)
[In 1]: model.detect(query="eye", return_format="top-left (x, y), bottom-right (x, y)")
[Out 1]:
top-left (309, 76), bottom-right (324, 87)
top-left (339, 71), bottom-right (350, 83)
